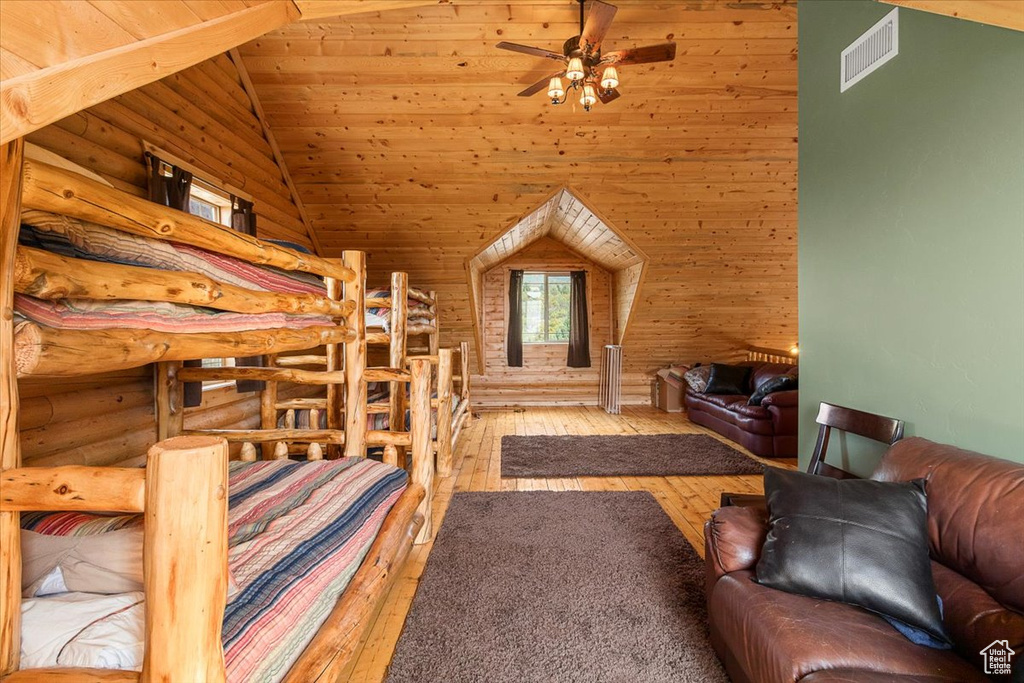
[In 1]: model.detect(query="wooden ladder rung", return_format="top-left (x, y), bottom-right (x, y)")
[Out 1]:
top-left (177, 367), bottom-right (346, 385)
top-left (275, 355), bottom-right (328, 367)
top-left (364, 367), bottom-right (411, 382)
top-left (183, 428), bottom-right (344, 444)
top-left (275, 398), bottom-right (327, 410)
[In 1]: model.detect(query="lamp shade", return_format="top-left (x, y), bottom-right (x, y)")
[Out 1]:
top-left (566, 57), bottom-right (585, 81)
top-left (580, 83), bottom-right (597, 109)
top-left (547, 77), bottom-right (565, 99)
top-left (600, 66), bottom-right (619, 90)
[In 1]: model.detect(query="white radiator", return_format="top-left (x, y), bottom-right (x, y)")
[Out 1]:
top-left (599, 345), bottom-right (622, 414)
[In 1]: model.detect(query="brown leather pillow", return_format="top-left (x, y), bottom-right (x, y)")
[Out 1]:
top-left (756, 468), bottom-right (952, 647)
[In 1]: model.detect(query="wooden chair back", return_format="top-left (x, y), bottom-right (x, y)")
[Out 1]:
top-left (807, 402), bottom-right (905, 478)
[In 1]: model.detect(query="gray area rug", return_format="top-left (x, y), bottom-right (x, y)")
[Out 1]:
top-left (500, 433), bottom-right (764, 478)
top-left (385, 491), bottom-right (728, 683)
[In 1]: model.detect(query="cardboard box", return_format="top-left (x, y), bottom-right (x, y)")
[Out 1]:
top-left (654, 368), bottom-right (684, 413)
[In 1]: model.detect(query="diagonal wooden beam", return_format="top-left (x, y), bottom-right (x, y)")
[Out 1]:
top-left (294, 1), bottom-right (450, 21)
top-left (879, 0), bottom-right (1024, 32)
top-left (0, 1), bottom-right (301, 146)
top-left (227, 48), bottom-right (325, 257)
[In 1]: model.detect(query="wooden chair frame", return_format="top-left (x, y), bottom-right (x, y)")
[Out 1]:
top-left (807, 401), bottom-right (905, 478)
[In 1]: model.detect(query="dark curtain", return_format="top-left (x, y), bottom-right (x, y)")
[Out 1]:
top-left (147, 155), bottom-right (205, 406)
top-left (231, 197), bottom-right (265, 393)
top-left (567, 270), bottom-right (591, 368)
top-left (506, 270), bottom-right (524, 367)
top-left (146, 153), bottom-right (193, 210)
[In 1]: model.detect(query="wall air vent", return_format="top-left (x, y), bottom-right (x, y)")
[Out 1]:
top-left (841, 7), bottom-right (899, 92)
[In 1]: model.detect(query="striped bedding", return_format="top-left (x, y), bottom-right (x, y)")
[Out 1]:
top-left (19, 213), bottom-right (325, 295)
top-left (366, 287), bottom-right (435, 329)
top-left (14, 294), bottom-right (331, 333)
top-left (20, 458), bottom-right (407, 683)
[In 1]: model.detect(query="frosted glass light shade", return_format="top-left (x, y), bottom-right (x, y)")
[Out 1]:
top-left (566, 57), bottom-right (585, 81)
top-left (601, 66), bottom-right (619, 90)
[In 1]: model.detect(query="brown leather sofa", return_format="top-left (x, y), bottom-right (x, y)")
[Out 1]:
top-left (704, 437), bottom-right (1024, 683)
top-left (684, 362), bottom-right (797, 458)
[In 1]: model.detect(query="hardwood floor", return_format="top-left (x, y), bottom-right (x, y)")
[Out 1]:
top-left (341, 405), bottom-right (795, 682)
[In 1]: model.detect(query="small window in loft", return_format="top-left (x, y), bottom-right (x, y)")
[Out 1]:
top-left (522, 272), bottom-right (571, 343)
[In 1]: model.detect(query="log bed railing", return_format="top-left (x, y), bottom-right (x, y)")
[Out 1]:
top-left (0, 141), bottom-right (431, 681)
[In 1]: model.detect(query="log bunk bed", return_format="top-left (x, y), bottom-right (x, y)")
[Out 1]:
top-left (362, 272), bottom-right (473, 476)
top-left (0, 141), bottom-right (434, 682)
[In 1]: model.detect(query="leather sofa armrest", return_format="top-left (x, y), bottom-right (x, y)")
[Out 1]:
top-left (760, 389), bottom-right (798, 408)
top-left (704, 505), bottom-right (769, 592)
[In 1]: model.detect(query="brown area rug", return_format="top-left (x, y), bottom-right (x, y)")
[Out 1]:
top-left (500, 433), bottom-right (764, 478)
top-left (385, 492), bottom-right (728, 683)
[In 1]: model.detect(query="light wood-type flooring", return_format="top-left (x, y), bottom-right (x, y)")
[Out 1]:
top-left (341, 406), bottom-right (796, 682)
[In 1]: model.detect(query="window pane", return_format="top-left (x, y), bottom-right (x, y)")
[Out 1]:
top-left (547, 279), bottom-right (571, 342)
top-left (523, 272), bottom-right (545, 285)
top-left (189, 197), bottom-right (219, 222)
top-left (522, 281), bottom-right (545, 343)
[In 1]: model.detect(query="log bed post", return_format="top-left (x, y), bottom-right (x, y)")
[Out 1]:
top-left (325, 267), bottom-right (344, 459)
top-left (409, 358), bottom-right (433, 544)
top-left (259, 353), bottom-right (279, 460)
top-left (389, 272), bottom-right (408, 461)
top-left (0, 139), bottom-right (24, 675)
top-left (343, 251), bottom-right (367, 457)
top-left (142, 435), bottom-right (229, 683)
top-left (436, 348), bottom-right (454, 477)
top-left (460, 340), bottom-right (472, 418)
top-left (155, 361), bottom-right (184, 441)
top-left (428, 290), bottom-right (440, 357)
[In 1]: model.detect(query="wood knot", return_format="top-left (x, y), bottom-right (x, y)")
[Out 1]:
top-left (62, 190), bottom-right (75, 199)
top-left (55, 484), bottom-right (69, 495)
top-left (216, 484), bottom-right (226, 500)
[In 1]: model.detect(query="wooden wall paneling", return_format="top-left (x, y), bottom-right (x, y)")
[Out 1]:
top-left (14, 50), bottom-right (329, 469)
top-left (879, 0), bottom-right (1024, 31)
top-left (0, 1), bottom-right (300, 145)
top-left (474, 237), bottom-right (616, 406)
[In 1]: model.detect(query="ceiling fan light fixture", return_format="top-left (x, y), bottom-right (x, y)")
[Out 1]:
top-left (566, 57), bottom-right (585, 82)
top-left (547, 77), bottom-right (566, 100)
top-left (600, 66), bottom-right (619, 90)
top-left (580, 82), bottom-right (597, 110)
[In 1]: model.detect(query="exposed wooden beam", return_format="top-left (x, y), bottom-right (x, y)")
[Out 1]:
top-left (228, 48), bottom-right (325, 257)
top-left (879, 0), bottom-right (1024, 32)
top-left (294, 1), bottom-right (449, 21)
top-left (0, 1), bottom-right (300, 146)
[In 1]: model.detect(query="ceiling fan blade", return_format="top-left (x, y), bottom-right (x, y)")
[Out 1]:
top-left (496, 41), bottom-right (566, 62)
top-left (517, 71), bottom-right (567, 97)
top-left (580, 1), bottom-right (618, 55)
top-left (602, 42), bottom-right (677, 66)
top-left (598, 87), bottom-right (621, 104)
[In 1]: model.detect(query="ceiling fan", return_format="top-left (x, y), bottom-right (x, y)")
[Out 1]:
top-left (496, 0), bottom-right (676, 111)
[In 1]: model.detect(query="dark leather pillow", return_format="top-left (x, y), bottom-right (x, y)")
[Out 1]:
top-left (755, 468), bottom-right (951, 647)
top-left (704, 363), bottom-right (751, 395)
top-left (747, 375), bottom-right (798, 406)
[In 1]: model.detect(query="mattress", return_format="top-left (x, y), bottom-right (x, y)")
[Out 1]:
top-left (14, 294), bottom-right (331, 333)
top-left (20, 458), bottom-right (408, 683)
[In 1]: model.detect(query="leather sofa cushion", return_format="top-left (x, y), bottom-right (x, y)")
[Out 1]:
top-left (756, 468), bottom-right (950, 646)
top-left (931, 561), bottom-right (1024, 671)
top-left (687, 393), bottom-right (747, 409)
top-left (873, 438), bottom-right (1024, 613)
top-left (731, 403), bottom-right (770, 419)
top-left (798, 670), bottom-right (982, 683)
top-left (709, 570), bottom-right (986, 683)
top-left (749, 362), bottom-right (797, 392)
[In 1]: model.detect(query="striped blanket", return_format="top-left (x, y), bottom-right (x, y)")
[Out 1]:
top-left (20, 458), bottom-right (407, 682)
top-left (14, 294), bottom-right (332, 333)
top-left (366, 287), bottom-right (435, 327)
top-left (19, 213), bottom-right (325, 295)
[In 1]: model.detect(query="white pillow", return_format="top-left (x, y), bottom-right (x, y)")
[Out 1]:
top-left (21, 591), bottom-right (145, 671)
top-left (21, 528), bottom-right (143, 597)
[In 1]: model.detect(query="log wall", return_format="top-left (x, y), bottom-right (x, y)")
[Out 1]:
top-left (473, 237), bottom-right (647, 406)
top-left (17, 53), bottom-right (318, 467)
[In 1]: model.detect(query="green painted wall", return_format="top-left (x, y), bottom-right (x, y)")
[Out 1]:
top-left (798, 0), bottom-right (1024, 474)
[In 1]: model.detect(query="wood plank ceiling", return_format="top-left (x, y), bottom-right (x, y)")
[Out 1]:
top-left (238, 0), bottom-right (799, 377)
